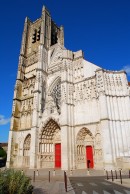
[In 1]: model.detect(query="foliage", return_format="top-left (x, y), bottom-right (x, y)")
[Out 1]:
top-left (0, 169), bottom-right (33, 194)
top-left (0, 147), bottom-right (7, 159)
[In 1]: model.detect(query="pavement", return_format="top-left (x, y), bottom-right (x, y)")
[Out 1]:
top-left (70, 176), bottom-right (130, 194)
top-left (23, 169), bottom-right (130, 194)
top-left (26, 169), bottom-right (75, 194)
top-left (2, 168), bottom-right (130, 194)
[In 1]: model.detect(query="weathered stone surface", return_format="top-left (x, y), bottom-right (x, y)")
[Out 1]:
top-left (6, 6), bottom-right (130, 170)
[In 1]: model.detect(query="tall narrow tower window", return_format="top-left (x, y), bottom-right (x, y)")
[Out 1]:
top-left (32, 27), bottom-right (41, 43)
top-left (32, 29), bottom-right (37, 43)
top-left (51, 21), bottom-right (58, 46)
top-left (37, 27), bottom-right (41, 41)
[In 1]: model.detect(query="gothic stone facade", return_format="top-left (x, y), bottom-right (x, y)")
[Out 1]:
top-left (7, 6), bottom-right (130, 170)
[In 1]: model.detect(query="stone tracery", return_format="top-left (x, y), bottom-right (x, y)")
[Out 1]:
top-left (23, 134), bottom-right (31, 167)
top-left (76, 128), bottom-right (94, 168)
top-left (51, 81), bottom-right (61, 113)
top-left (23, 134), bottom-right (31, 156)
top-left (48, 77), bottom-right (61, 114)
top-left (38, 119), bottom-right (61, 168)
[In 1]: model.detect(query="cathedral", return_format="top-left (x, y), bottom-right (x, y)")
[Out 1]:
top-left (7, 6), bottom-right (130, 170)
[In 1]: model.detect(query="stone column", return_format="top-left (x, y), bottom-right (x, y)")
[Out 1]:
top-left (101, 120), bottom-right (114, 169)
top-left (20, 17), bottom-right (31, 55)
top-left (6, 131), bottom-right (13, 168)
top-left (30, 127), bottom-right (38, 168)
top-left (30, 43), bottom-right (47, 168)
top-left (60, 50), bottom-right (73, 170)
top-left (96, 69), bottom-right (113, 168)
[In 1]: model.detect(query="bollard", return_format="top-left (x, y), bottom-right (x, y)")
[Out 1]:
top-left (53, 170), bottom-right (56, 176)
top-left (111, 170), bottom-right (114, 181)
top-left (119, 170), bottom-right (122, 184)
top-left (49, 171), bottom-right (50, 182)
top-left (65, 172), bottom-right (67, 192)
top-left (36, 170), bottom-right (39, 176)
top-left (70, 169), bottom-right (73, 176)
top-left (104, 169), bottom-right (106, 176)
top-left (33, 170), bottom-right (35, 182)
top-left (64, 171), bottom-right (67, 192)
top-left (64, 171), bottom-right (65, 182)
top-left (87, 169), bottom-right (90, 175)
top-left (129, 169), bottom-right (130, 179)
top-left (106, 171), bottom-right (109, 180)
top-left (115, 170), bottom-right (117, 179)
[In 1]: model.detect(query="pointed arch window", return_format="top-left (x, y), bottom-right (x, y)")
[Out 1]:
top-left (23, 134), bottom-right (31, 156)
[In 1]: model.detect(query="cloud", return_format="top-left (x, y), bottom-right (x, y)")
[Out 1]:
top-left (0, 115), bottom-right (10, 125)
top-left (122, 65), bottom-right (130, 76)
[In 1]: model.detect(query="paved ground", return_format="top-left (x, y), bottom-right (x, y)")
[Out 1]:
top-left (27, 169), bottom-right (75, 194)
top-left (3, 168), bottom-right (130, 194)
top-left (69, 176), bottom-right (130, 194)
top-left (32, 179), bottom-right (75, 194)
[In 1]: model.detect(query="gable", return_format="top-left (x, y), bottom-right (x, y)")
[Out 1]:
top-left (48, 45), bottom-right (63, 67)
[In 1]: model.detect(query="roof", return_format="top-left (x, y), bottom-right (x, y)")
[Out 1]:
top-left (0, 143), bottom-right (8, 147)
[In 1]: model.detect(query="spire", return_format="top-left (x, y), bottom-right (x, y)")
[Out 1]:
top-left (42, 5), bottom-right (50, 16)
top-left (42, 5), bottom-right (46, 14)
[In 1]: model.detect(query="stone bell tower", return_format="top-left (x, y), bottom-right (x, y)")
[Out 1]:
top-left (7, 6), bottom-right (64, 168)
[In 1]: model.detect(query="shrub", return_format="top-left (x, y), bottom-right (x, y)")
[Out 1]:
top-left (0, 169), bottom-right (33, 194)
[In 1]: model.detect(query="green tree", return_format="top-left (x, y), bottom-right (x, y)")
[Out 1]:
top-left (0, 147), bottom-right (7, 159)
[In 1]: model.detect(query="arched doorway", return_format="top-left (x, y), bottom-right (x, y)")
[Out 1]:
top-left (39, 119), bottom-right (61, 168)
top-left (76, 128), bottom-right (94, 169)
top-left (23, 134), bottom-right (31, 167)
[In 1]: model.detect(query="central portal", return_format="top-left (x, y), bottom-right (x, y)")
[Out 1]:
top-left (86, 146), bottom-right (94, 168)
top-left (55, 143), bottom-right (61, 168)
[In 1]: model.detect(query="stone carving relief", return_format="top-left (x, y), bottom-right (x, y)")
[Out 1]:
top-left (77, 145), bottom-right (85, 162)
top-left (96, 70), bottom-right (105, 95)
top-left (20, 97), bottom-right (33, 130)
top-left (23, 134), bottom-right (31, 167)
top-left (94, 131), bottom-right (103, 163)
top-left (84, 134), bottom-right (93, 146)
top-left (51, 82), bottom-right (61, 113)
top-left (61, 84), bottom-right (67, 103)
top-left (73, 59), bottom-right (84, 81)
top-left (104, 72), bottom-right (124, 96)
top-left (22, 77), bottom-right (35, 97)
top-left (74, 78), bottom-right (97, 102)
top-left (76, 128), bottom-right (94, 162)
top-left (23, 134), bottom-right (31, 156)
top-left (53, 130), bottom-right (61, 141)
top-left (48, 78), bottom-right (61, 114)
top-left (39, 119), bottom-right (61, 168)
top-left (49, 46), bottom-right (62, 67)
top-left (94, 149), bottom-right (103, 162)
top-left (40, 81), bottom-right (46, 113)
top-left (25, 52), bottom-right (38, 66)
top-left (76, 128), bottom-right (93, 143)
top-left (40, 155), bottom-right (53, 162)
top-left (39, 119), bottom-right (60, 148)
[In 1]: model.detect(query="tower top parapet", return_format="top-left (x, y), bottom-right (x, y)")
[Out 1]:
top-left (20, 6), bottom-right (64, 56)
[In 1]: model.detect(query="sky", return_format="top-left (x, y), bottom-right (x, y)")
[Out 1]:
top-left (0, 0), bottom-right (130, 142)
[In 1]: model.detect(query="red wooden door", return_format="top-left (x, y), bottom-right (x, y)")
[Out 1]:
top-left (86, 146), bottom-right (94, 168)
top-left (55, 143), bottom-right (61, 168)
